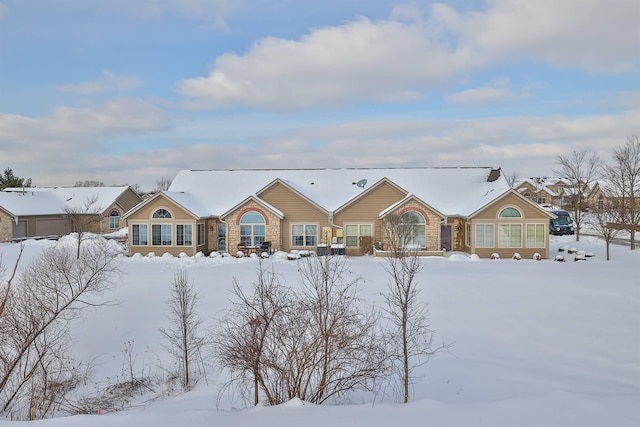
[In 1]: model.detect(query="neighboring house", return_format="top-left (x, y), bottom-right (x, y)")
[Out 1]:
top-left (0, 186), bottom-right (142, 242)
top-left (123, 168), bottom-right (554, 259)
top-left (515, 178), bottom-right (607, 211)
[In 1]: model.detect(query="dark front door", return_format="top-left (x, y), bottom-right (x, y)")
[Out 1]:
top-left (440, 224), bottom-right (452, 251)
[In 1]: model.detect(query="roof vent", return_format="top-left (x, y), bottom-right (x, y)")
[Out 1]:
top-left (356, 179), bottom-right (367, 189)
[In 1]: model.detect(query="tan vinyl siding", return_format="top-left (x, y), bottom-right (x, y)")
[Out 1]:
top-left (259, 182), bottom-right (329, 251)
top-left (115, 188), bottom-right (144, 211)
top-left (127, 194), bottom-right (199, 256)
top-left (470, 193), bottom-right (550, 259)
top-left (334, 182), bottom-right (406, 255)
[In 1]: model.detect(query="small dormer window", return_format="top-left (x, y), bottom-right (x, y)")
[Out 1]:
top-left (499, 207), bottom-right (521, 218)
top-left (109, 210), bottom-right (120, 229)
top-left (152, 208), bottom-right (172, 219)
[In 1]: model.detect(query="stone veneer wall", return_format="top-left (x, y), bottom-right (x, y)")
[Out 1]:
top-left (381, 200), bottom-right (442, 252)
top-left (0, 211), bottom-right (12, 242)
top-left (224, 202), bottom-right (281, 254)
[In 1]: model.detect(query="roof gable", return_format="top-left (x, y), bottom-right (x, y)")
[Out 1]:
top-left (468, 189), bottom-right (556, 219)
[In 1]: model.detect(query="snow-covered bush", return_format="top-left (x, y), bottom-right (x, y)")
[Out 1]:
top-left (490, 253), bottom-right (500, 260)
top-left (533, 253), bottom-right (542, 261)
top-left (555, 255), bottom-right (565, 262)
top-left (512, 253), bottom-right (522, 260)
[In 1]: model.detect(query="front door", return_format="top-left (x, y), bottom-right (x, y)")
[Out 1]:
top-left (440, 224), bottom-right (452, 251)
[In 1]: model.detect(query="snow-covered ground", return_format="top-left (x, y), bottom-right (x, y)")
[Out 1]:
top-left (0, 234), bottom-right (638, 427)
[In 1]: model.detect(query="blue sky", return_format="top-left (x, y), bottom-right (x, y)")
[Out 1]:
top-left (0, 0), bottom-right (638, 188)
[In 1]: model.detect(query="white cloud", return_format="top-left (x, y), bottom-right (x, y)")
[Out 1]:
top-left (177, 16), bottom-right (477, 110)
top-left (0, 98), bottom-right (172, 164)
top-left (112, 0), bottom-right (240, 27)
top-left (178, 0), bottom-right (638, 111)
top-left (445, 79), bottom-right (522, 106)
top-left (457, 0), bottom-right (639, 73)
top-left (56, 71), bottom-right (141, 95)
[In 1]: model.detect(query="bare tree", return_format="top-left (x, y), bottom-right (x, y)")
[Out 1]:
top-left (159, 269), bottom-right (205, 390)
top-left (64, 195), bottom-right (103, 258)
top-left (74, 180), bottom-right (104, 187)
top-left (295, 256), bottom-right (388, 404)
top-left (0, 237), bottom-right (119, 420)
top-left (381, 212), bottom-right (447, 403)
top-left (505, 171), bottom-right (520, 188)
top-left (214, 257), bottom-right (388, 407)
top-left (155, 177), bottom-right (172, 192)
top-left (553, 149), bottom-right (602, 241)
top-left (585, 201), bottom-right (624, 260)
top-left (213, 260), bottom-right (290, 406)
top-left (603, 135), bottom-right (640, 250)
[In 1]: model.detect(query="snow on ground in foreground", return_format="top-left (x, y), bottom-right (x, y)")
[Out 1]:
top-left (0, 235), bottom-right (638, 427)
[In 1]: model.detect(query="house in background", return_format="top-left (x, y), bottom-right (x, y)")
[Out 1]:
top-left (123, 168), bottom-right (555, 259)
top-left (0, 186), bottom-right (142, 242)
top-left (515, 178), bottom-right (607, 211)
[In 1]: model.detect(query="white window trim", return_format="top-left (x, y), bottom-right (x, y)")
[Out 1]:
top-left (151, 223), bottom-right (173, 246)
top-left (197, 223), bottom-right (205, 246)
top-left (475, 223), bottom-right (495, 248)
top-left (176, 224), bottom-right (193, 246)
top-left (131, 223), bottom-right (148, 246)
top-left (497, 205), bottom-right (523, 219)
top-left (498, 223), bottom-right (522, 248)
top-left (291, 223), bottom-right (319, 247)
top-left (525, 223), bottom-right (546, 248)
top-left (344, 223), bottom-right (373, 248)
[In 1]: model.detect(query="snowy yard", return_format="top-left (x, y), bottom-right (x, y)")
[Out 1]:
top-left (0, 234), bottom-right (638, 427)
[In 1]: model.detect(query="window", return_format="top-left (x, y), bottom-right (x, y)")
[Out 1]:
top-left (476, 224), bottom-right (494, 247)
top-left (499, 207), bottom-right (521, 218)
top-left (526, 224), bottom-right (546, 248)
top-left (152, 208), bottom-right (172, 219)
top-left (399, 211), bottom-right (426, 248)
top-left (466, 223), bottom-right (471, 247)
top-left (176, 224), bottom-right (193, 246)
top-left (197, 223), bottom-right (205, 246)
top-left (537, 196), bottom-right (546, 204)
top-left (240, 211), bottom-right (265, 246)
top-left (345, 224), bottom-right (372, 247)
top-left (498, 224), bottom-right (522, 248)
top-left (218, 224), bottom-right (226, 251)
top-left (152, 224), bottom-right (172, 245)
top-left (132, 224), bottom-right (148, 245)
top-left (109, 210), bottom-right (120, 229)
top-left (291, 224), bottom-right (318, 247)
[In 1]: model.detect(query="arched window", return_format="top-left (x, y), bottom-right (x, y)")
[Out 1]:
top-left (152, 208), bottom-right (172, 219)
top-left (399, 211), bottom-right (426, 248)
top-left (499, 207), bottom-right (521, 218)
top-left (240, 211), bottom-right (265, 246)
top-left (109, 210), bottom-right (120, 229)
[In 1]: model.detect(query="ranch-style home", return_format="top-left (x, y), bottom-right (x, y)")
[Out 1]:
top-left (123, 167), bottom-right (555, 259)
top-left (0, 186), bottom-right (142, 242)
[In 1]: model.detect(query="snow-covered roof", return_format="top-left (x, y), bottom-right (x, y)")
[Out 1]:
top-left (168, 168), bottom-right (510, 218)
top-left (0, 186), bottom-right (132, 216)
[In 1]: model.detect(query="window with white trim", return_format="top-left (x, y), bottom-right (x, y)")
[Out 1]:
top-left (345, 224), bottom-right (372, 247)
top-left (176, 224), bottom-right (193, 246)
top-left (109, 210), bottom-right (120, 229)
top-left (291, 224), bottom-right (317, 247)
top-left (152, 208), bottom-right (172, 219)
top-left (152, 224), bottom-right (172, 245)
top-left (498, 224), bottom-right (522, 248)
top-left (526, 224), bottom-right (546, 248)
top-left (240, 211), bottom-right (265, 246)
top-left (197, 223), bottom-right (205, 246)
top-left (499, 207), bottom-right (522, 218)
top-left (132, 224), bottom-right (148, 245)
top-left (466, 223), bottom-right (471, 247)
top-left (399, 211), bottom-right (426, 248)
top-left (475, 224), bottom-right (494, 247)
